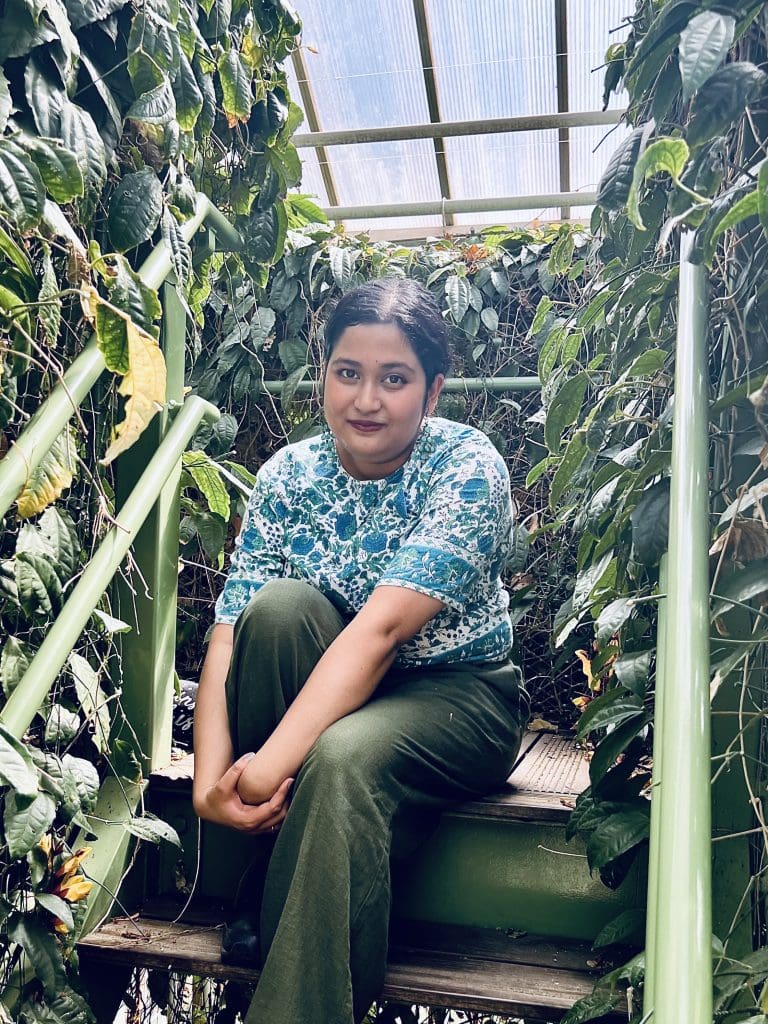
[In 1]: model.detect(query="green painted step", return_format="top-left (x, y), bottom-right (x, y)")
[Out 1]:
top-left (142, 732), bottom-right (643, 944)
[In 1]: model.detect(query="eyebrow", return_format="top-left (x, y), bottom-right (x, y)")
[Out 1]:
top-left (330, 358), bottom-right (415, 371)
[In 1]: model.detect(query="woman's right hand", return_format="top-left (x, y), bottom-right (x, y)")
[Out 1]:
top-left (193, 753), bottom-right (294, 834)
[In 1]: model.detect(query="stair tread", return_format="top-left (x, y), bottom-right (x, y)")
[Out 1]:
top-left (153, 731), bottom-right (588, 824)
top-left (78, 915), bottom-right (622, 1021)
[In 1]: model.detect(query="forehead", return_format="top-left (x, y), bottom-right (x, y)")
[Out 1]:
top-left (331, 322), bottom-right (418, 364)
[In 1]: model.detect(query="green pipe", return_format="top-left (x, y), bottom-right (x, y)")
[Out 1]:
top-left (0, 396), bottom-right (219, 741)
top-left (643, 555), bottom-right (668, 1016)
top-left (652, 232), bottom-right (712, 1023)
top-left (324, 192), bottom-right (597, 221)
top-left (0, 338), bottom-right (104, 521)
top-left (293, 109), bottom-right (624, 148)
top-left (259, 376), bottom-right (542, 396)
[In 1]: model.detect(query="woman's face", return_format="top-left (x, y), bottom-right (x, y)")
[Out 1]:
top-left (323, 322), bottom-right (444, 480)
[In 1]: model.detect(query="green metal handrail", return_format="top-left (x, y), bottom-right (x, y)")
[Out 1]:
top-left (0, 396), bottom-right (218, 741)
top-left (261, 376), bottom-right (542, 396)
top-left (644, 233), bottom-right (712, 1023)
top-left (0, 194), bottom-right (239, 523)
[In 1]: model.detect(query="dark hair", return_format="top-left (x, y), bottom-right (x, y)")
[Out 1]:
top-left (323, 278), bottom-right (451, 387)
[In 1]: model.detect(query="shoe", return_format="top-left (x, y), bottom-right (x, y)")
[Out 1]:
top-left (221, 915), bottom-right (261, 967)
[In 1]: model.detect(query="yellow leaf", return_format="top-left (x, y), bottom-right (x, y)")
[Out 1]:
top-left (55, 846), bottom-right (92, 880)
top-left (528, 716), bottom-right (557, 733)
top-left (80, 285), bottom-right (99, 325)
top-left (575, 649), bottom-right (601, 692)
top-left (16, 426), bottom-right (77, 518)
top-left (101, 320), bottom-right (166, 465)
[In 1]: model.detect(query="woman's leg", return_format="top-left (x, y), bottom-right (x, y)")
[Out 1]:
top-left (247, 662), bottom-right (525, 1024)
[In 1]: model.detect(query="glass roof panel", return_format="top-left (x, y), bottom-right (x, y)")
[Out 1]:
top-left (426, 0), bottom-right (558, 121)
top-left (567, 0), bottom-right (631, 112)
top-left (291, 0), bottom-right (430, 131)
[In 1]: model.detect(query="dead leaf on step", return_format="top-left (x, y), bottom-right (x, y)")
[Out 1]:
top-left (528, 717), bottom-right (557, 732)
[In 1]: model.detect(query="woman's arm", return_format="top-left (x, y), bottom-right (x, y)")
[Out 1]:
top-left (236, 586), bottom-right (443, 805)
top-left (192, 623), bottom-right (292, 831)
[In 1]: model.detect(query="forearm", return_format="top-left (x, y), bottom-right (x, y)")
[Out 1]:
top-left (236, 615), bottom-right (399, 804)
top-left (192, 623), bottom-right (235, 813)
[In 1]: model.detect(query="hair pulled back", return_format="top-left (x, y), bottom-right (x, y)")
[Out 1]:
top-left (323, 278), bottom-right (451, 387)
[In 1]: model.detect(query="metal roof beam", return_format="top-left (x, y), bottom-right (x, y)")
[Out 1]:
top-left (293, 109), bottom-right (623, 148)
top-left (323, 191), bottom-right (596, 221)
top-left (411, 0), bottom-right (453, 225)
top-left (290, 47), bottom-right (340, 207)
top-left (554, 0), bottom-right (571, 220)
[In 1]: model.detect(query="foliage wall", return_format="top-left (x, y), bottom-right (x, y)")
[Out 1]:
top-left (0, 0), bottom-right (303, 1018)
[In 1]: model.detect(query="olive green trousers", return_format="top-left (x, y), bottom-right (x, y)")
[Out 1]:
top-left (225, 579), bottom-right (526, 1024)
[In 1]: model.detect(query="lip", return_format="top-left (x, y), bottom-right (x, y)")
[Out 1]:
top-left (348, 420), bottom-right (385, 432)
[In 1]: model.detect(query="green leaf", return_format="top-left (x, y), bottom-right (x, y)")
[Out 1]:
top-left (592, 908), bottom-right (646, 949)
top-left (586, 807), bottom-right (650, 871)
top-left (95, 256), bottom-right (162, 373)
top-left (108, 167), bottom-right (164, 253)
top-left (127, 78), bottom-right (177, 125)
top-left (281, 364), bottom-right (309, 411)
top-left (160, 208), bottom-right (192, 289)
top-left (20, 133), bottom-right (83, 205)
top-left (44, 704), bottom-right (81, 744)
top-left (560, 990), bottom-right (621, 1024)
top-left (0, 637), bottom-right (33, 699)
top-left (589, 715), bottom-right (648, 790)
top-left (528, 294), bottom-right (553, 338)
top-left (614, 650), bottom-right (652, 696)
top-left (537, 324), bottom-right (566, 385)
top-left (64, 0), bottom-right (125, 30)
top-left (0, 723), bottom-right (39, 799)
top-left (627, 138), bottom-right (689, 230)
top-left (25, 52), bottom-right (67, 136)
top-left (329, 247), bottom-right (355, 291)
top-left (712, 556), bottom-right (768, 618)
top-left (8, 914), bottom-right (66, 997)
top-left (249, 307), bottom-right (276, 348)
top-left (445, 274), bottom-right (471, 323)
top-left (596, 124), bottom-right (648, 212)
top-left (573, 549), bottom-right (614, 611)
top-left (38, 244), bottom-right (61, 347)
top-left (480, 306), bottom-right (499, 333)
top-left (125, 812), bottom-right (181, 846)
top-left (285, 193), bottom-right (327, 227)
top-left (547, 231), bottom-right (575, 277)
top-left (58, 103), bottom-right (107, 201)
top-left (172, 50), bottom-right (203, 131)
top-left (0, 71), bottom-right (10, 134)
top-left (679, 11), bottom-right (735, 102)
top-left (182, 451), bottom-right (230, 519)
top-left (4, 790), bottom-right (56, 858)
top-left (596, 597), bottom-right (634, 644)
top-left (630, 479), bottom-right (669, 567)
top-left (626, 348), bottom-right (667, 377)
top-left (128, 12), bottom-right (179, 95)
top-left (91, 608), bottom-right (131, 634)
top-left (247, 201), bottom-right (288, 265)
top-left (0, 139), bottom-right (45, 230)
top-left (39, 507), bottom-right (79, 580)
top-left (576, 686), bottom-right (644, 740)
top-left (549, 429), bottom-right (589, 507)
top-left (218, 48), bottom-right (251, 124)
top-left (700, 188), bottom-right (759, 267)
top-left (188, 510), bottom-right (227, 566)
top-left (15, 550), bottom-right (63, 617)
top-left (16, 427), bottom-right (77, 519)
top-left (35, 893), bottom-right (74, 932)
top-left (544, 372), bottom-right (588, 453)
top-left (62, 753), bottom-right (99, 813)
top-left (688, 62), bottom-right (767, 150)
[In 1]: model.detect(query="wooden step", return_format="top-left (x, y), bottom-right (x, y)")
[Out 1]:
top-left (78, 914), bottom-right (625, 1022)
top-left (150, 730), bottom-right (590, 824)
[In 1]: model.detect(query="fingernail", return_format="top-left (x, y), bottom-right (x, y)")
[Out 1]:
top-left (242, 752), bottom-right (256, 762)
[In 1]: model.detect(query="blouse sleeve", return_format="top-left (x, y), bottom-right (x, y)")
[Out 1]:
top-left (214, 470), bottom-right (287, 625)
top-left (376, 436), bottom-right (512, 611)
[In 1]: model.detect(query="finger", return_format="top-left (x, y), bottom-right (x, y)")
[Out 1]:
top-left (239, 804), bottom-right (287, 835)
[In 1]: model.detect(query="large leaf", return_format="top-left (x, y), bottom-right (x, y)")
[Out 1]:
top-left (679, 11), bottom-right (736, 101)
top-left (102, 320), bottom-right (167, 464)
top-left (24, 52), bottom-right (67, 136)
top-left (16, 426), bottom-right (77, 519)
top-left (8, 914), bottom-right (66, 997)
top-left (0, 139), bottom-right (45, 230)
top-left (20, 134), bottom-right (84, 205)
top-left (0, 722), bottom-right (39, 800)
top-left (589, 715), bottom-right (648, 790)
top-left (125, 812), bottom-right (181, 846)
top-left (64, 0), bottom-right (125, 30)
top-left (329, 247), bottom-right (355, 291)
top-left (445, 274), bottom-right (471, 323)
top-left (596, 597), bottom-right (634, 644)
top-left (0, 637), bottom-right (33, 699)
top-left (687, 62), bottom-right (767, 149)
top-left (15, 550), bottom-right (63, 616)
top-left (172, 50), bottom-right (203, 131)
top-left (4, 790), bottom-right (56, 858)
top-left (128, 12), bottom-right (179, 95)
top-left (44, 704), bottom-right (81, 744)
top-left (586, 807), bottom-right (650, 871)
top-left (35, 893), bottom-right (74, 932)
top-left (0, 70), bottom-right (11, 133)
top-left (160, 208), bottom-right (192, 289)
top-left (62, 753), bottom-right (100, 814)
top-left (38, 243), bottom-right (62, 346)
top-left (576, 686), bottom-right (644, 740)
top-left (596, 124), bottom-right (649, 212)
top-left (94, 256), bottom-right (162, 373)
top-left (592, 908), bottom-right (646, 949)
top-left (70, 652), bottom-right (111, 754)
top-left (630, 478), bottom-right (670, 567)
top-left (182, 450), bottom-right (230, 519)
top-left (699, 188), bottom-right (759, 267)
top-left (218, 48), bottom-right (251, 125)
top-left (544, 372), bottom-right (588, 453)
top-left (247, 201), bottom-right (287, 266)
top-left (614, 650), bottom-right (652, 697)
top-left (711, 556), bottom-right (768, 618)
top-left (58, 103), bottom-right (107, 201)
top-left (549, 429), bottom-right (589, 507)
top-left (38, 507), bottom-right (79, 580)
top-left (107, 167), bottom-right (164, 252)
top-left (127, 77), bottom-right (177, 125)
top-left (0, 0), bottom-right (57, 61)
top-left (627, 137), bottom-right (689, 229)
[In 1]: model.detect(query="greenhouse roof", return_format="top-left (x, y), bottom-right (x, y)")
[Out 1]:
top-left (288, 0), bottom-right (632, 239)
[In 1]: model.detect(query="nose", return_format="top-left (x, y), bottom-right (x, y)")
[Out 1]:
top-left (353, 380), bottom-right (381, 413)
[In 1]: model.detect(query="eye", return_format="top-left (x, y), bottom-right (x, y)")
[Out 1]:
top-left (337, 367), bottom-right (358, 380)
top-left (383, 373), bottom-right (406, 386)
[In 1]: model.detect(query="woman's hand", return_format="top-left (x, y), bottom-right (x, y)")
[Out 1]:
top-left (194, 753), bottom-right (294, 834)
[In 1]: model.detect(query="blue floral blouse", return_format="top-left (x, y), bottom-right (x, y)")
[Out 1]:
top-left (215, 417), bottom-right (514, 666)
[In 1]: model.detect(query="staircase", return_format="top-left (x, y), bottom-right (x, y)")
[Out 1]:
top-left (78, 732), bottom-right (639, 1021)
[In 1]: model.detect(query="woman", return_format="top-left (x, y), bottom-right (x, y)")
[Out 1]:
top-left (193, 278), bottom-right (527, 1024)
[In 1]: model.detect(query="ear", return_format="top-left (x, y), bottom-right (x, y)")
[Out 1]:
top-left (425, 374), bottom-right (445, 416)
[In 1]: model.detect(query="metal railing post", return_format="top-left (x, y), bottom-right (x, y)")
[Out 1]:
top-left (649, 232), bottom-right (712, 1023)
